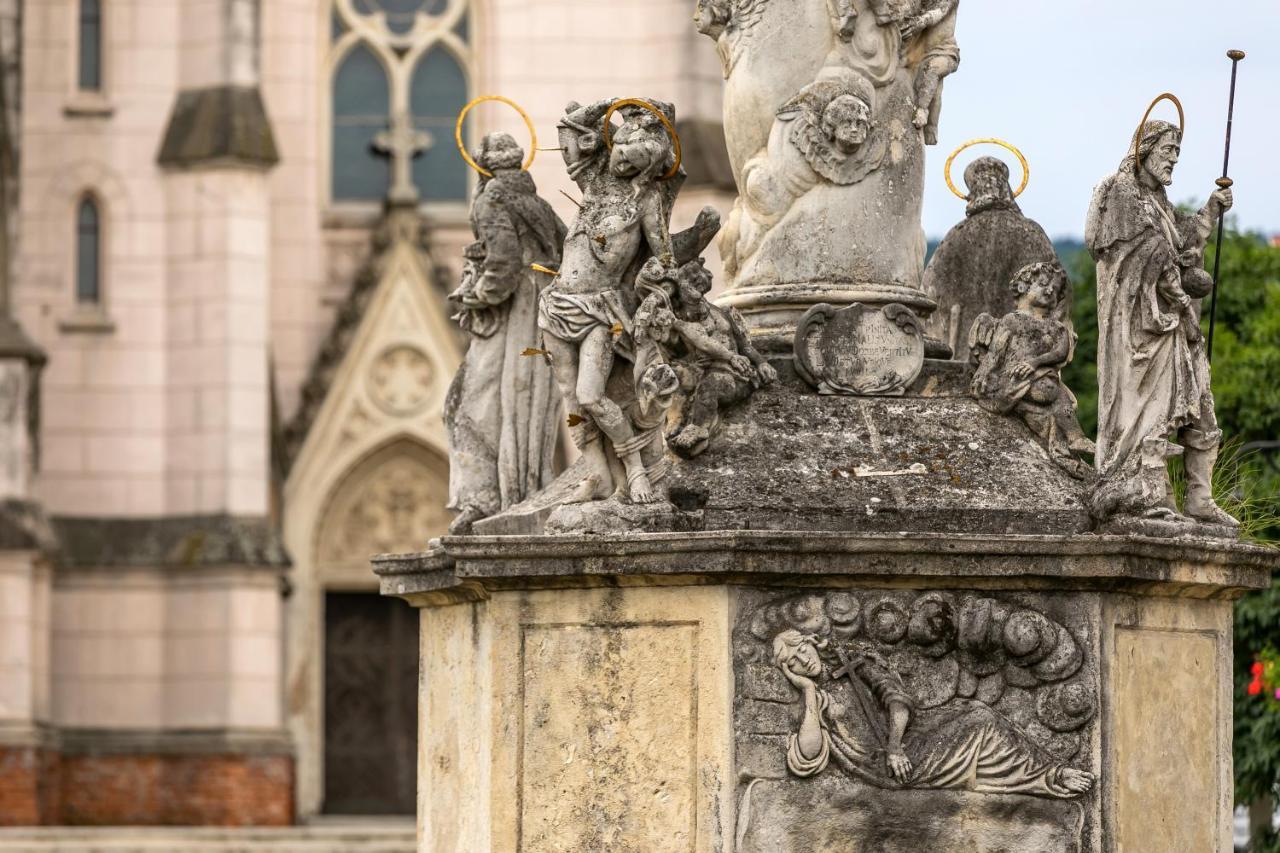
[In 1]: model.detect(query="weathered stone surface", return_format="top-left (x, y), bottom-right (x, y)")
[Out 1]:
top-left (665, 368), bottom-right (1094, 535)
top-left (50, 514), bottom-right (288, 569)
top-left (737, 775), bottom-right (1087, 852)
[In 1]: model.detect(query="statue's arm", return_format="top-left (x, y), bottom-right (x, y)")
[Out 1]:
top-left (639, 192), bottom-right (674, 265)
top-left (677, 320), bottom-right (739, 364)
top-left (1033, 322), bottom-right (1073, 369)
top-left (472, 206), bottom-right (524, 305)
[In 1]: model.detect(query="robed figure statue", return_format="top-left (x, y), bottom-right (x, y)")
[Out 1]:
top-left (1085, 119), bottom-right (1236, 528)
top-left (445, 133), bottom-right (567, 534)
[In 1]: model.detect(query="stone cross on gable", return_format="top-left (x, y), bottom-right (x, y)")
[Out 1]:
top-left (374, 111), bottom-right (434, 205)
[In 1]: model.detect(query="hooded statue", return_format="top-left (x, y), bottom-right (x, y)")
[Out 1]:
top-left (923, 156), bottom-right (1060, 353)
top-left (445, 132), bottom-right (567, 534)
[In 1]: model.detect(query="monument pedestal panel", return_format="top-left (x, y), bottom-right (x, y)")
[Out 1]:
top-left (378, 533), bottom-right (1269, 852)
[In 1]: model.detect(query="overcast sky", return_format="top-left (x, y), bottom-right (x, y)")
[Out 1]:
top-left (921, 0), bottom-right (1280, 240)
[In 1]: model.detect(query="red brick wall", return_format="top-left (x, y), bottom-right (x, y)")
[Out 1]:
top-left (0, 747), bottom-right (61, 826)
top-left (0, 748), bottom-right (294, 826)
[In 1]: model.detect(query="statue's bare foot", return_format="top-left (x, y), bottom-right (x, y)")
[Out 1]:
top-left (627, 470), bottom-right (659, 504)
top-left (565, 473), bottom-right (608, 505)
top-left (448, 505), bottom-right (486, 536)
top-left (1058, 768), bottom-right (1095, 794)
top-left (913, 107), bottom-right (929, 129)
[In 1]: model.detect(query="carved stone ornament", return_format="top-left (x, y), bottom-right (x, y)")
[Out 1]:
top-left (368, 344), bottom-right (433, 416)
top-left (794, 302), bottom-right (924, 396)
top-left (734, 589), bottom-right (1098, 852)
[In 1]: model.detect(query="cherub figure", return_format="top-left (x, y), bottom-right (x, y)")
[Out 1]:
top-left (725, 69), bottom-right (887, 278)
top-left (969, 262), bottom-right (1095, 480)
top-left (643, 259), bottom-right (777, 458)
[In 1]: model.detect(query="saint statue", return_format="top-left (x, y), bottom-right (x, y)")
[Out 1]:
top-left (1085, 119), bottom-right (1237, 528)
top-left (444, 133), bottom-right (567, 534)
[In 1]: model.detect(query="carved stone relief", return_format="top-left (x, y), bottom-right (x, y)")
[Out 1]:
top-left (733, 588), bottom-right (1098, 852)
top-left (316, 441), bottom-right (452, 578)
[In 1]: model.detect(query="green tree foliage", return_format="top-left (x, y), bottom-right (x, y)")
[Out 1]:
top-left (1060, 225), bottom-right (1280, 830)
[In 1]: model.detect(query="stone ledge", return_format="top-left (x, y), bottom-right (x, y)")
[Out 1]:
top-left (57, 728), bottom-right (294, 757)
top-left (374, 531), bottom-right (1277, 606)
top-left (50, 514), bottom-right (290, 570)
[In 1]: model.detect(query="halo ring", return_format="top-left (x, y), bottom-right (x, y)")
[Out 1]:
top-left (944, 138), bottom-right (1030, 201)
top-left (602, 98), bottom-right (683, 181)
top-left (455, 95), bottom-right (538, 178)
top-left (1131, 92), bottom-right (1186, 158)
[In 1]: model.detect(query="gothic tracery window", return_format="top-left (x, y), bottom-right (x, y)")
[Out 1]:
top-left (330, 0), bottom-right (471, 204)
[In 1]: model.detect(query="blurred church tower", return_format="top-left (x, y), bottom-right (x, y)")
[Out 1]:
top-left (0, 0), bottom-right (732, 830)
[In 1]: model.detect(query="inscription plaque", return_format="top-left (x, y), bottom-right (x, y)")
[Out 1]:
top-left (794, 302), bottom-right (925, 396)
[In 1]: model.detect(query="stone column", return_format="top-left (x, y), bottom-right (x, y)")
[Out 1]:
top-left (380, 527), bottom-right (1270, 852)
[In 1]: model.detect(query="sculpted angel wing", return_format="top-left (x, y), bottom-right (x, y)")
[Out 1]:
top-left (732, 0), bottom-right (769, 34)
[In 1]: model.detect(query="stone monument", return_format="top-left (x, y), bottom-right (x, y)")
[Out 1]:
top-left (374, 27), bottom-right (1277, 853)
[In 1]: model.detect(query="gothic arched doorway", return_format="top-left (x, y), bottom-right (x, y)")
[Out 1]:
top-left (313, 439), bottom-right (450, 814)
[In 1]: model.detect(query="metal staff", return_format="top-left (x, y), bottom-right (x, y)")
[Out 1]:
top-left (1207, 49), bottom-right (1245, 363)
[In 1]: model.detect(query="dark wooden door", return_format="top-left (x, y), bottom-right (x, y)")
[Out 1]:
top-left (323, 592), bottom-right (418, 814)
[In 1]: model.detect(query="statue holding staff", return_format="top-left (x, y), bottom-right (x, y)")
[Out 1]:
top-left (1085, 99), bottom-right (1237, 528)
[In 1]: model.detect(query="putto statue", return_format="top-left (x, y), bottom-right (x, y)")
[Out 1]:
top-left (702, 0), bottom-right (961, 345)
top-left (444, 132), bottom-right (567, 534)
top-left (1085, 116), bottom-right (1237, 530)
top-left (644, 258), bottom-right (777, 458)
top-left (923, 153), bottom-right (1059, 354)
top-left (969, 262), bottom-right (1094, 480)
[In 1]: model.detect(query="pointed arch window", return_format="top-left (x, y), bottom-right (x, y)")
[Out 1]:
top-left (78, 0), bottom-right (103, 91)
top-left (332, 44), bottom-right (391, 202)
top-left (409, 47), bottom-right (467, 202)
top-left (76, 197), bottom-right (101, 304)
top-left (329, 0), bottom-right (471, 204)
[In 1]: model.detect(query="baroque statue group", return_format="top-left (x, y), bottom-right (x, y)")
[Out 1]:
top-left (443, 0), bottom-right (1242, 541)
top-left (378, 4), bottom-right (1276, 847)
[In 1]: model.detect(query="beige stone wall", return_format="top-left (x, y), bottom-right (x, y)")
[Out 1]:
top-left (50, 568), bottom-right (282, 730)
top-left (18, 0), bottom-right (179, 516)
top-left (0, 553), bottom-right (51, 731)
top-left (416, 587), bottom-right (734, 853)
top-left (1105, 595), bottom-right (1235, 853)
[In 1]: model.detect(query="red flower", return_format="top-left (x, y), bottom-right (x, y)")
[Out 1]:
top-left (1249, 679), bottom-right (1263, 696)
top-left (1253, 661), bottom-right (1265, 677)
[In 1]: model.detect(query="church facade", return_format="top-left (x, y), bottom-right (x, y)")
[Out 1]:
top-left (0, 0), bottom-right (731, 825)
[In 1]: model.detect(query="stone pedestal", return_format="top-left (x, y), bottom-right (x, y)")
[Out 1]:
top-left (378, 529), bottom-right (1271, 852)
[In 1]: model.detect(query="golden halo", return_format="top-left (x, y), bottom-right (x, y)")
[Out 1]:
top-left (601, 98), bottom-right (683, 181)
top-left (1131, 92), bottom-right (1186, 158)
top-left (945, 138), bottom-right (1030, 201)
top-left (455, 95), bottom-right (537, 178)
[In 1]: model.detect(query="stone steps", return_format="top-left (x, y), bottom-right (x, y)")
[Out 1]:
top-left (0, 821), bottom-right (416, 853)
